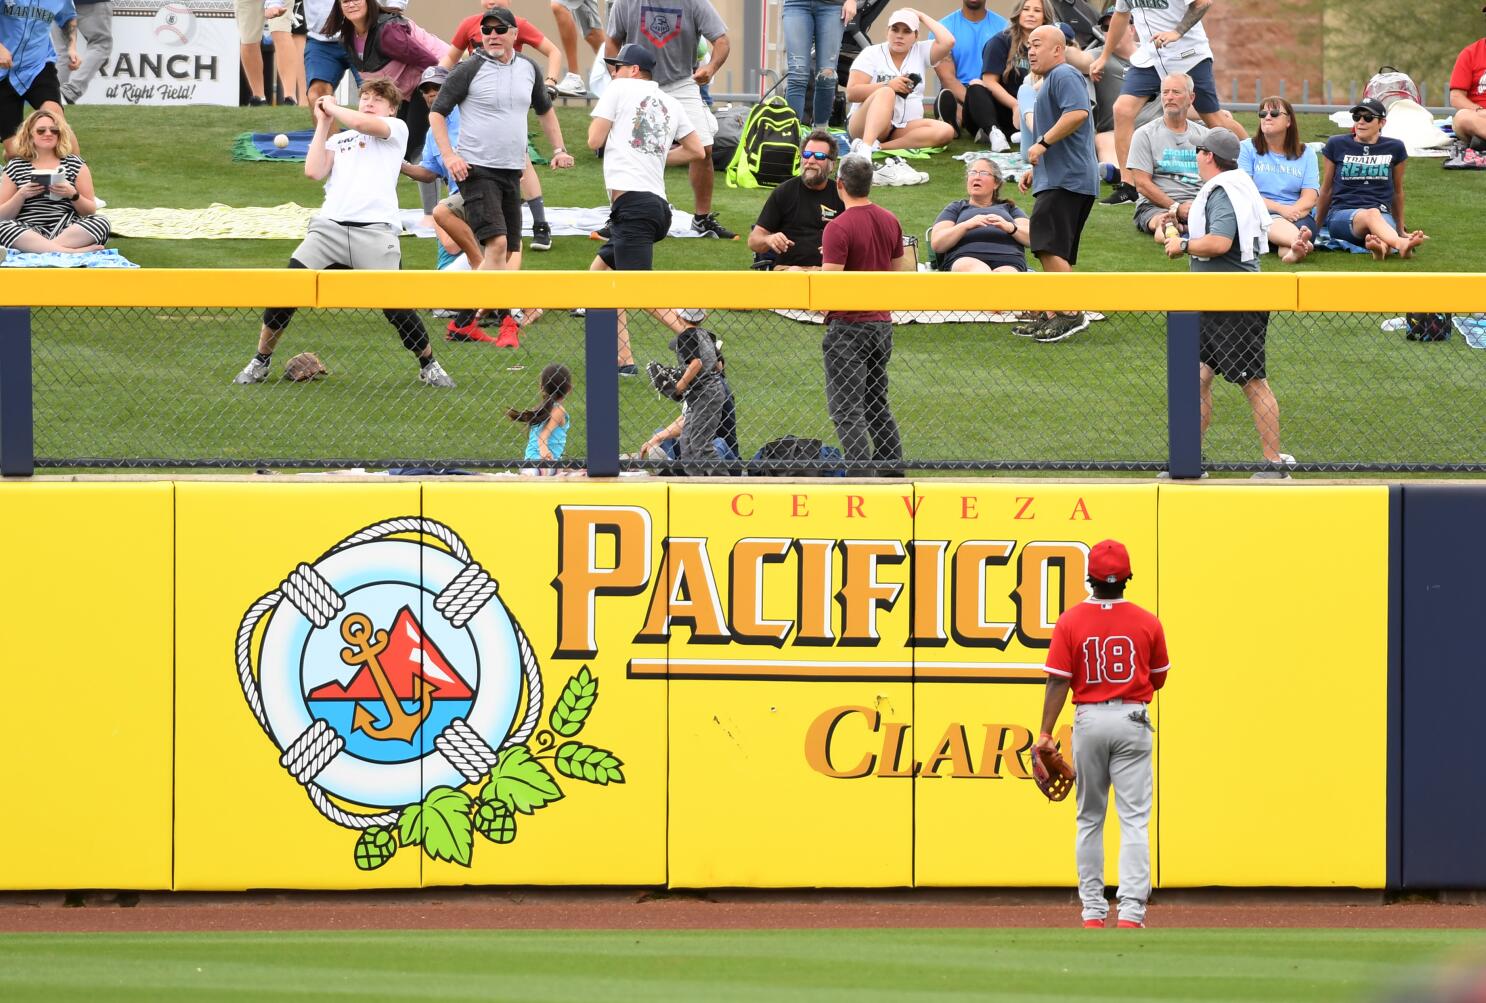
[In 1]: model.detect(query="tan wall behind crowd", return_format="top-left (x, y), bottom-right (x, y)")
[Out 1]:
top-left (409, 0), bottom-right (1019, 93)
top-left (409, 0), bottom-right (1330, 104)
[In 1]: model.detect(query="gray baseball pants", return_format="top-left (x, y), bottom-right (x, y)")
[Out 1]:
top-left (680, 378), bottom-right (727, 475)
top-left (1072, 700), bottom-right (1154, 924)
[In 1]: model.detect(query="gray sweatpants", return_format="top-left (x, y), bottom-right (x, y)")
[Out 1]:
top-left (1072, 700), bottom-right (1154, 924)
top-left (53, 2), bottom-right (113, 102)
top-left (680, 378), bottom-right (726, 475)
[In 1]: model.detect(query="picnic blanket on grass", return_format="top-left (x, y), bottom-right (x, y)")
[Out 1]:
top-left (108, 203), bottom-right (319, 239)
top-left (106, 203), bottom-right (710, 241)
top-left (233, 130), bottom-right (550, 165)
top-left (0, 248), bottom-right (138, 268)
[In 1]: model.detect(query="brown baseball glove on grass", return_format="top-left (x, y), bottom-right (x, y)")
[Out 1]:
top-left (284, 352), bottom-right (328, 382)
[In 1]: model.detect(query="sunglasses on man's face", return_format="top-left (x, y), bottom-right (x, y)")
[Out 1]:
top-left (481, 22), bottom-right (513, 34)
top-left (1257, 109), bottom-right (1286, 119)
top-left (1353, 111), bottom-right (1378, 123)
top-left (800, 150), bottom-right (834, 161)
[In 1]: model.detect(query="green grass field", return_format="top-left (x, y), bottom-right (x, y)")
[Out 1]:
top-left (70, 105), bottom-right (1486, 272)
top-left (27, 105), bottom-right (1486, 471)
top-left (1, 928), bottom-right (1483, 1002)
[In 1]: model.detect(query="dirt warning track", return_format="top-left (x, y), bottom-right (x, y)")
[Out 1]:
top-left (2, 889), bottom-right (1484, 934)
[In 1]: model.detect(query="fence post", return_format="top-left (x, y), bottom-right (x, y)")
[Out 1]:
top-left (0, 307), bottom-right (34, 477)
top-left (584, 308), bottom-right (621, 477)
top-left (1165, 311), bottom-right (1201, 479)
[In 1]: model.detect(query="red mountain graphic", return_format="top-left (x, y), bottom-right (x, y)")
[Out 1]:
top-left (307, 606), bottom-right (474, 701)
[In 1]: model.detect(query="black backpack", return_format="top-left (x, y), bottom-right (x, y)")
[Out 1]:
top-left (725, 97), bottom-right (802, 189)
top-left (1405, 313), bottom-right (1452, 342)
top-left (747, 436), bottom-right (846, 477)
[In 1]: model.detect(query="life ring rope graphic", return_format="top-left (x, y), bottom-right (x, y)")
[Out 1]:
top-left (234, 518), bottom-right (543, 830)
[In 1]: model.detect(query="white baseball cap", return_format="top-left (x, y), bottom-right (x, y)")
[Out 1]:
top-left (887, 8), bottom-right (919, 30)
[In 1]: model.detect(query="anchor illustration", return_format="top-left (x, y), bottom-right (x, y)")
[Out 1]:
top-left (339, 612), bottom-right (433, 742)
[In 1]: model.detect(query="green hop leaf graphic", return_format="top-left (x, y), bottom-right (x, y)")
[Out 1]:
top-left (352, 825), bottom-right (397, 870)
top-left (549, 666), bottom-right (599, 737)
top-left (397, 786), bottom-right (474, 865)
top-left (473, 799), bottom-right (517, 844)
top-left (554, 742), bottom-right (626, 786)
top-left (482, 745), bottom-right (564, 815)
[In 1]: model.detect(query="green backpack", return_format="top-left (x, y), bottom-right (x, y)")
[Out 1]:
top-left (726, 97), bottom-right (803, 189)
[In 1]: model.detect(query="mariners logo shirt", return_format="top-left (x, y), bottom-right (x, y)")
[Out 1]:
top-left (1322, 133), bottom-right (1408, 214)
top-left (1, 0), bottom-right (76, 92)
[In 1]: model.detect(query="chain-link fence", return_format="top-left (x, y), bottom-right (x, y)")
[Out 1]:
top-left (22, 302), bottom-right (1486, 474)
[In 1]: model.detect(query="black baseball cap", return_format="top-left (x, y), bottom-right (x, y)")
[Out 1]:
top-left (1350, 97), bottom-right (1387, 118)
top-left (604, 42), bottom-right (657, 73)
top-left (480, 7), bottom-right (518, 32)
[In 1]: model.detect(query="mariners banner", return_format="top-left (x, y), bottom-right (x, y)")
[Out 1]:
top-left (78, 0), bottom-right (238, 106)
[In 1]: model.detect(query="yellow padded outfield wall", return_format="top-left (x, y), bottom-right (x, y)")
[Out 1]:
top-left (0, 480), bottom-right (1390, 889)
top-left (0, 483), bottom-right (174, 890)
top-left (1156, 485), bottom-right (1389, 888)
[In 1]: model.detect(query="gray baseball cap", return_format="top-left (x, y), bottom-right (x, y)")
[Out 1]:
top-left (1196, 127), bottom-right (1240, 162)
top-left (419, 65), bottom-right (449, 90)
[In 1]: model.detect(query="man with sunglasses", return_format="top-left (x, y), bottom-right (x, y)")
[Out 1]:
top-left (1316, 98), bottom-right (1426, 261)
top-left (748, 129), bottom-right (845, 270)
top-left (430, 6), bottom-right (575, 337)
top-left (1449, 6), bottom-right (1486, 153)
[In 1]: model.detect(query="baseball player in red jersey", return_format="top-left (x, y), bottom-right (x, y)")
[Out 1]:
top-left (1036, 538), bottom-right (1170, 929)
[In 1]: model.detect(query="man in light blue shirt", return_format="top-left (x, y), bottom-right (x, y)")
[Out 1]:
top-left (931, 0), bottom-right (1006, 139)
top-left (1, 0), bottom-right (78, 156)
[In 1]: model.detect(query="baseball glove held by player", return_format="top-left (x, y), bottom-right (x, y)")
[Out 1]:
top-left (1031, 745), bottom-right (1075, 802)
top-left (646, 361), bottom-right (684, 401)
top-left (284, 352), bottom-right (328, 382)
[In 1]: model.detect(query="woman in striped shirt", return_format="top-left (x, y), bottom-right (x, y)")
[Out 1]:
top-left (0, 109), bottom-right (110, 253)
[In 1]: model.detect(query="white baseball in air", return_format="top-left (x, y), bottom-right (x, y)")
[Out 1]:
top-left (152, 2), bottom-right (196, 46)
top-left (273, 133), bottom-right (290, 149)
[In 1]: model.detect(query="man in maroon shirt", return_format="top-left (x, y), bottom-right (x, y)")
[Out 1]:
top-left (819, 155), bottom-right (909, 476)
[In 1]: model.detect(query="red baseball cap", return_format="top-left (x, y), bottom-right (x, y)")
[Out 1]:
top-left (1088, 539), bottom-right (1132, 583)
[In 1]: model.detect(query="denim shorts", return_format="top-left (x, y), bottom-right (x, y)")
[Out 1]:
top-left (305, 36), bottom-right (358, 88)
top-left (1122, 58), bottom-right (1220, 115)
top-left (1325, 207), bottom-right (1395, 244)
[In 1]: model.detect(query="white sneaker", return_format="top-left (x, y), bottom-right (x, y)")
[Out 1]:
top-left (419, 359), bottom-right (456, 388)
top-left (989, 127), bottom-right (1010, 153)
top-left (1251, 453), bottom-right (1296, 480)
top-left (554, 72), bottom-right (587, 97)
top-left (233, 357), bottom-right (270, 384)
top-left (873, 157), bottom-right (928, 187)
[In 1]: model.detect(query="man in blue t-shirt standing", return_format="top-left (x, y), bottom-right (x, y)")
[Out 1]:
top-left (931, 0), bottom-right (1006, 139)
top-left (0, 0), bottom-right (79, 157)
top-left (1316, 97), bottom-right (1427, 261)
top-left (1017, 24), bottom-right (1097, 343)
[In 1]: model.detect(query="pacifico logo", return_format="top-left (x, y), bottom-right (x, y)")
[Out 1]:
top-left (549, 501), bottom-right (1097, 786)
top-left (235, 519), bottom-right (625, 872)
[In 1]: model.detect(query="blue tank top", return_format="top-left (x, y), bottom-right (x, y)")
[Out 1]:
top-left (524, 410), bottom-right (569, 461)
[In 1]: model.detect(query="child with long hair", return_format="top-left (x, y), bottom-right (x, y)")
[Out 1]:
top-left (507, 363), bottom-right (572, 471)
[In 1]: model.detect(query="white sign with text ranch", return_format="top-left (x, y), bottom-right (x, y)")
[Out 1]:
top-left (79, 0), bottom-right (239, 106)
